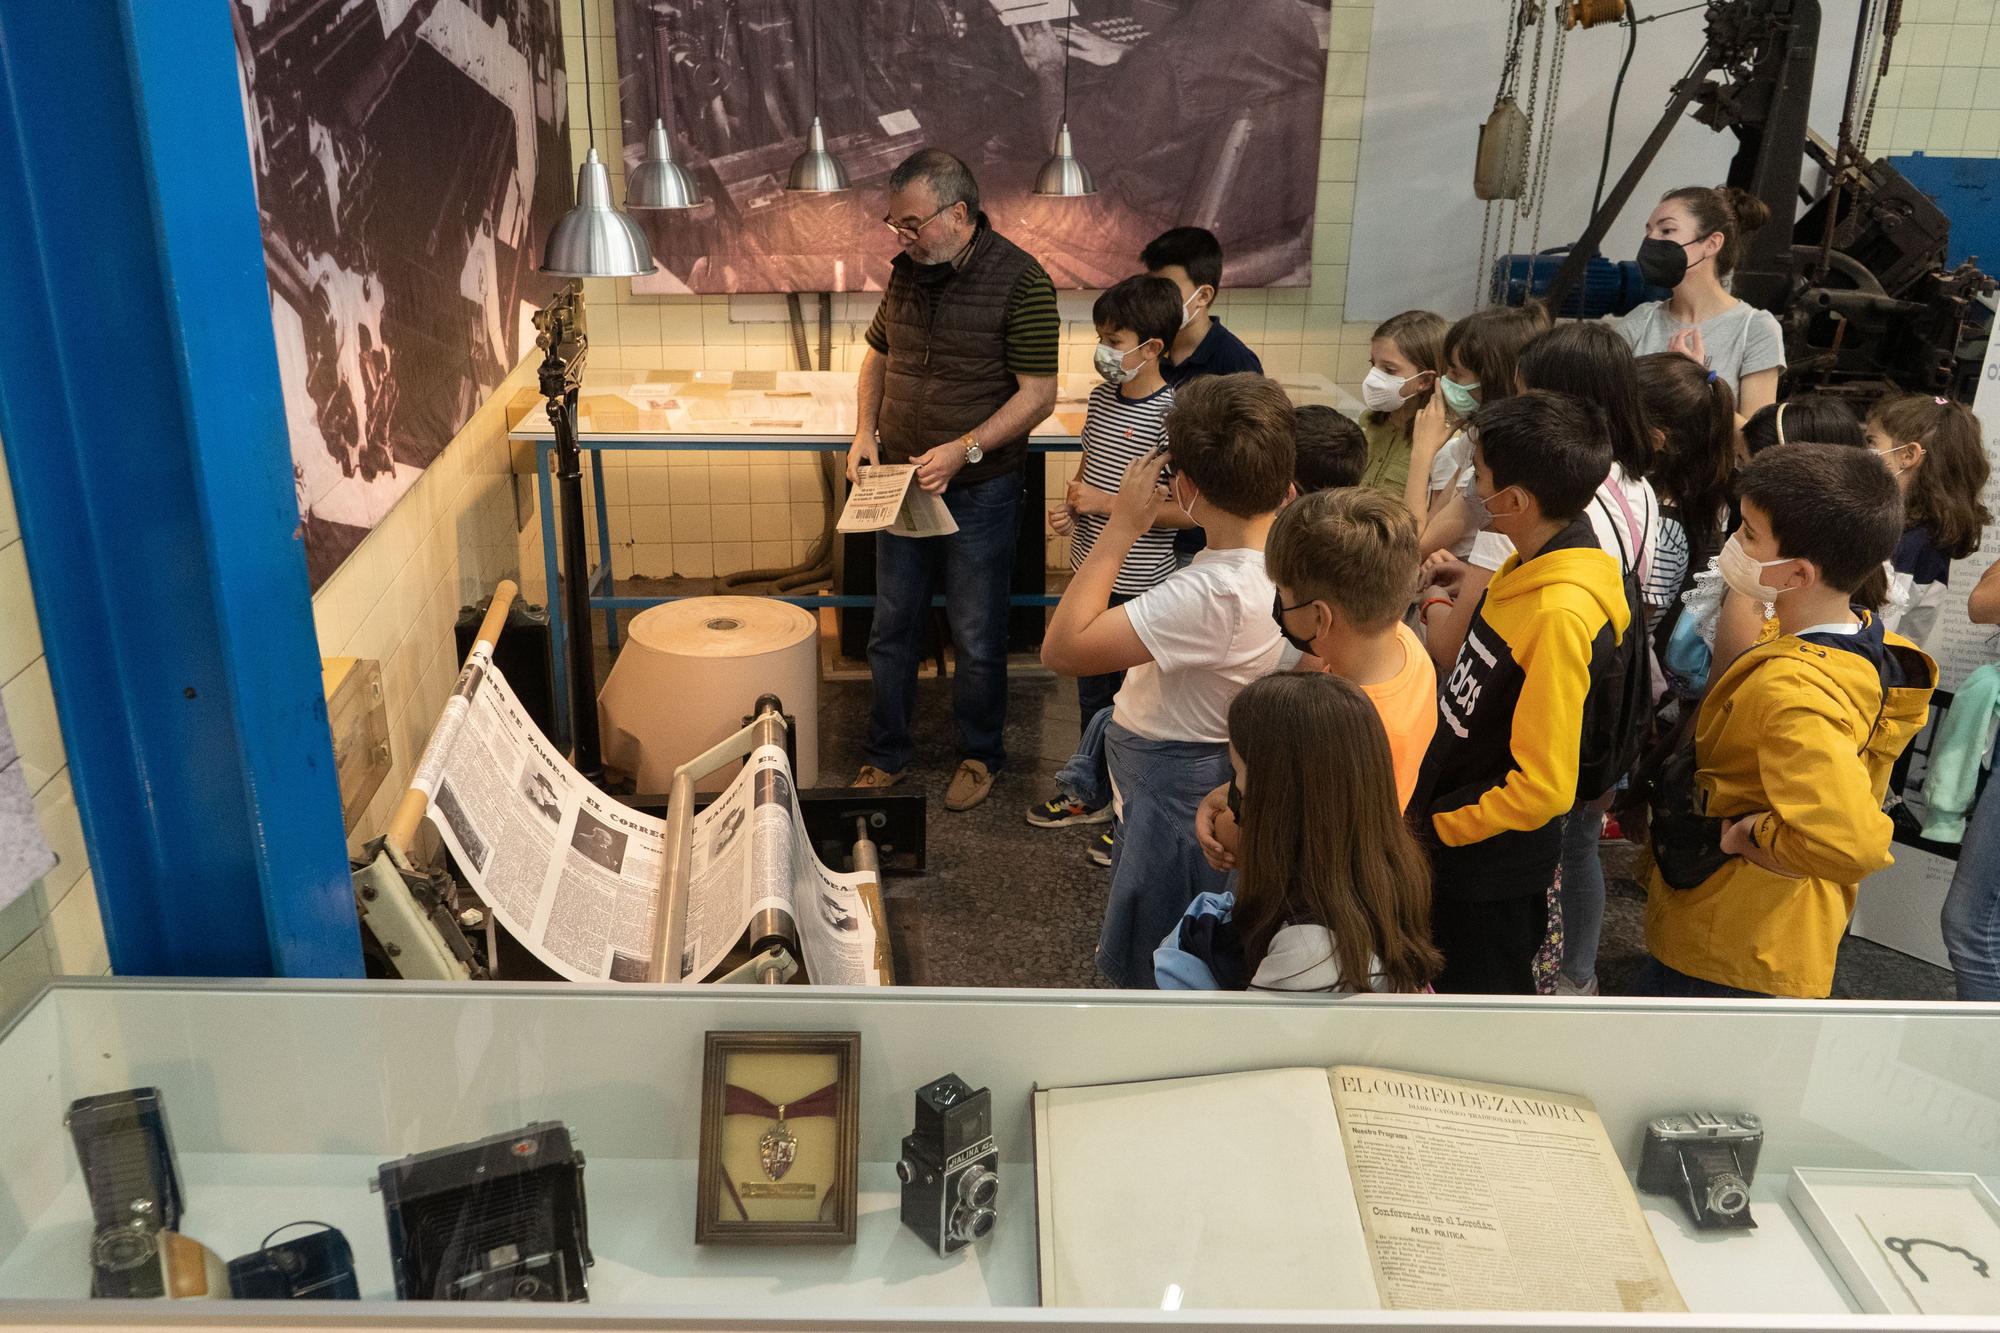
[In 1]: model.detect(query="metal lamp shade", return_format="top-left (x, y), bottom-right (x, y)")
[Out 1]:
top-left (627, 120), bottom-right (702, 210)
top-left (541, 148), bottom-right (656, 278)
top-left (1033, 123), bottom-right (1096, 198)
top-left (786, 116), bottom-right (850, 193)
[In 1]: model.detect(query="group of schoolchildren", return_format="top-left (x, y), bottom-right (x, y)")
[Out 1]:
top-left (1035, 189), bottom-right (1993, 1002)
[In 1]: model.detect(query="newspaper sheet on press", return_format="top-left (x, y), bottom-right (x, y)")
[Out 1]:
top-left (836, 464), bottom-right (957, 536)
top-left (412, 656), bottom-right (881, 985)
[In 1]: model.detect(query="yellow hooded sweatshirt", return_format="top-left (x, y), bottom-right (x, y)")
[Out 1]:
top-left (1644, 614), bottom-right (1936, 997)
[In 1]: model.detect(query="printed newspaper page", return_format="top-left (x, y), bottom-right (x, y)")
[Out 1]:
top-left (1328, 1065), bottom-right (1685, 1313)
top-left (837, 464), bottom-right (957, 537)
top-left (422, 666), bottom-right (881, 985)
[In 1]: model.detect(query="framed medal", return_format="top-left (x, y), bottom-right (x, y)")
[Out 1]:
top-left (696, 1031), bottom-right (860, 1245)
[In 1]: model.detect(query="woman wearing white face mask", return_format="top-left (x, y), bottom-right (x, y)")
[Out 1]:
top-left (1357, 310), bottom-right (1446, 502)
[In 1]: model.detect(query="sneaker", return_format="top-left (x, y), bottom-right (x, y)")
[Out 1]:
top-left (944, 760), bottom-right (997, 812)
top-left (852, 764), bottom-right (904, 789)
top-left (1554, 973), bottom-right (1600, 997)
top-left (1087, 829), bottom-right (1114, 867)
top-left (1599, 813), bottom-right (1624, 843)
top-left (1025, 793), bottom-right (1112, 828)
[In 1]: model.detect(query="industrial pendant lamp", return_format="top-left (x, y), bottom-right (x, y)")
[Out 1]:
top-left (1034, 3), bottom-right (1095, 197)
top-left (786, 1), bottom-right (850, 192)
top-left (542, 0), bottom-right (655, 275)
top-left (628, 36), bottom-right (702, 210)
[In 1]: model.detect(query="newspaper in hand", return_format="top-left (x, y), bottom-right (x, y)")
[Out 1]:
top-left (837, 464), bottom-right (958, 537)
top-left (419, 662), bottom-right (882, 985)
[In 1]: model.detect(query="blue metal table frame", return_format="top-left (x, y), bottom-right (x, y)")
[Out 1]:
top-left (529, 433), bottom-right (1084, 746)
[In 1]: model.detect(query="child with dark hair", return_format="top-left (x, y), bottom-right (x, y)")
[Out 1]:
top-left (1635, 353), bottom-right (1737, 633)
top-left (1411, 391), bottom-right (1630, 995)
top-left (1156, 672), bottom-right (1442, 993)
top-left (1140, 228), bottom-right (1264, 385)
top-left (1358, 310), bottom-right (1447, 499)
top-left (1043, 374), bottom-right (1297, 987)
top-left (1293, 405), bottom-right (1368, 494)
top-left (1640, 443), bottom-right (1937, 998)
top-left (1866, 393), bottom-right (1992, 651)
top-left (1031, 274), bottom-right (1189, 834)
top-left (1406, 303), bottom-right (1548, 533)
top-left (1741, 395), bottom-right (1865, 455)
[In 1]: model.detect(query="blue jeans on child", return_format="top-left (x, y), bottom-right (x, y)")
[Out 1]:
top-left (1097, 722), bottom-right (1234, 987)
top-left (1558, 801), bottom-right (1606, 988)
top-left (864, 472), bottom-right (1022, 775)
top-left (1942, 774), bottom-right (2000, 1001)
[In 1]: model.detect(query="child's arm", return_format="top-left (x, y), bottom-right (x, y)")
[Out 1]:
top-left (1419, 494), bottom-right (1474, 559)
top-left (1403, 398), bottom-right (1452, 523)
top-left (1432, 608), bottom-right (1594, 847)
top-left (1712, 586), bottom-right (1768, 671)
top-left (1424, 564), bottom-right (1492, 676)
top-left (1734, 693), bottom-right (1897, 884)
top-left (1042, 450), bottom-right (1166, 677)
top-left (1070, 482), bottom-right (1196, 528)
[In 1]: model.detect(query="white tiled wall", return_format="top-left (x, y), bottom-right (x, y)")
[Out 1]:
top-left (0, 439), bottom-right (106, 1026)
top-left (557, 0), bottom-right (1380, 580)
top-left (308, 363), bottom-right (539, 854)
top-left (1868, 0), bottom-right (2000, 156)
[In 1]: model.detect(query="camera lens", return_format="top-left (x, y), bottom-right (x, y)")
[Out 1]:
top-left (949, 1203), bottom-right (998, 1245)
top-left (957, 1166), bottom-right (998, 1209)
top-left (1706, 1173), bottom-right (1750, 1217)
top-left (93, 1226), bottom-right (157, 1272)
top-left (511, 1275), bottom-right (544, 1300)
top-left (895, 1158), bottom-right (917, 1185)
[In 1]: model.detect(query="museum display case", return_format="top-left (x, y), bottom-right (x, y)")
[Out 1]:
top-left (0, 978), bottom-right (1994, 1330)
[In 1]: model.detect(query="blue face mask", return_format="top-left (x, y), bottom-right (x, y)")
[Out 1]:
top-left (1439, 375), bottom-right (1481, 417)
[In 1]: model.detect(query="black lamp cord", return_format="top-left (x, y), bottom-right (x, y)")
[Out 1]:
top-left (1061, 3), bottom-right (1073, 122)
top-left (1590, 2), bottom-right (1642, 224)
top-left (579, 0), bottom-right (595, 144)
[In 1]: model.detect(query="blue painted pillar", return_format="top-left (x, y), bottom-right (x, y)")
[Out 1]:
top-left (0, 2), bottom-right (361, 975)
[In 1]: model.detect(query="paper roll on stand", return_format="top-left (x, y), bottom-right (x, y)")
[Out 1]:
top-left (599, 596), bottom-right (820, 794)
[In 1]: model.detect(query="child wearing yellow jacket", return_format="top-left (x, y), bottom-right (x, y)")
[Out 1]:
top-left (1641, 443), bottom-right (1937, 999)
top-left (1412, 392), bottom-right (1632, 995)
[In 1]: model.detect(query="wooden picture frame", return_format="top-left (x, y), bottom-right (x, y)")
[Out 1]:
top-left (696, 1031), bottom-right (861, 1245)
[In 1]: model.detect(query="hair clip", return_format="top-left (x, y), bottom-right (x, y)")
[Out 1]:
top-left (1935, 396), bottom-right (1949, 406)
top-left (1705, 370), bottom-right (1720, 385)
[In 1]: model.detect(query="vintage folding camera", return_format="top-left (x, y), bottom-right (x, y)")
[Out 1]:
top-left (375, 1121), bottom-right (591, 1302)
top-left (227, 1224), bottom-right (359, 1300)
top-left (65, 1087), bottom-right (226, 1298)
top-left (896, 1074), bottom-right (998, 1257)
top-left (1637, 1111), bottom-right (1763, 1230)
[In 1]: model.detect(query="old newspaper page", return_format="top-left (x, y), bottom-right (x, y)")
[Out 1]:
top-left (418, 661), bottom-right (880, 984)
top-left (837, 464), bottom-right (957, 537)
top-left (1328, 1065), bottom-right (1684, 1313)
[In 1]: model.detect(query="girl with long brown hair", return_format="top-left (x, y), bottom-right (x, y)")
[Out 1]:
top-left (1154, 672), bottom-right (1441, 992)
top-left (1867, 393), bottom-right (1991, 651)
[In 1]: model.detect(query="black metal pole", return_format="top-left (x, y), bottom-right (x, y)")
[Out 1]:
top-left (1543, 50), bottom-right (1716, 313)
top-left (552, 387), bottom-right (603, 781)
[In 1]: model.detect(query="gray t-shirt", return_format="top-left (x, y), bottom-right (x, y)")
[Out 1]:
top-left (1613, 299), bottom-right (1785, 396)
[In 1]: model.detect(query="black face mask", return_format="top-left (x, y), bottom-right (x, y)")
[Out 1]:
top-left (1272, 592), bottom-right (1316, 655)
top-left (1636, 236), bottom-right (1692, 288)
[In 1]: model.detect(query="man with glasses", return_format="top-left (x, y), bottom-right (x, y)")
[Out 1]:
top-left (847, 149), bottom-right (1059, 813)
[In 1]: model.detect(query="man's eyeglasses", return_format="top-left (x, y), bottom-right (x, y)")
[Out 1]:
top-left (883, 202), bottom-right (954, 240)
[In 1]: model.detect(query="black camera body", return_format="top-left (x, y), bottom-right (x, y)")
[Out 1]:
top-left (66, 1087), bottom-right (186, 1298)
top-left (227, 1225), bottom-right (360, 1300)
top-left (1638, 1111), bottom-right (1763, 1230)
top-left (896, 1074), bottom-right (998, 1257)
top-left (376, 1121), bottom-right (591, 1302)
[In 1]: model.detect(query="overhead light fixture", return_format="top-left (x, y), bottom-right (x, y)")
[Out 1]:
top-left (628, 119), bottom-right (702, 210)
top-left (786, 3), bottom-right (849, 192)
top-left (541, 0), bottom-right (656, 276)
top-left (1034, 4), bottom-right (1095, 197)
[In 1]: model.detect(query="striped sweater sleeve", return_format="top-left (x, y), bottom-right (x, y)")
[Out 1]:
top-left (1005, 262), bottom-right (1060, 376)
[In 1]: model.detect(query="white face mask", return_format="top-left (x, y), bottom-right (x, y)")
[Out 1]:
top-left (1718, 533), bottom-right (1795, 603)
top-left (1179, 286), bottom-right (1212, 329)
top-left (1361, 366), bottom-right (1413, 413)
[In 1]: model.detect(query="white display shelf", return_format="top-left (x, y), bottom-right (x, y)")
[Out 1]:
top-left (3, 979), bottom-right (1998, 1331)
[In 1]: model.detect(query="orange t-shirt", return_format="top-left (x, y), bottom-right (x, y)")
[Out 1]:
top-left (1359, 623), bottom-right (1437, 812)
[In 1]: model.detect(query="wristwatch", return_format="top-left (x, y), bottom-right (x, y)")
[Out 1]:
top-left (961, 435), bottom-right (983, 465)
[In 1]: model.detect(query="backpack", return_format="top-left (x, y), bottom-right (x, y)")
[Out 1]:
top-left (1575, 488), bottom-right (1654, 801)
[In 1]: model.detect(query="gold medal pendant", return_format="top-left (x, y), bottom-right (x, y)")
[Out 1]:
top-left (758, 1103), bottom-right (797, 1181)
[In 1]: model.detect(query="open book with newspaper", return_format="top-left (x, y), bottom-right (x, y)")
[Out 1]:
top-left (836, 464), bottom-right (958, 537)
top-left (413, 655), bottom-right (882, 985)
top-left (1032, 1064), bottom-right (1683, 1313)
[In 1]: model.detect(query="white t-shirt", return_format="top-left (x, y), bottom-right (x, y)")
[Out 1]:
top-left (1113, 546), bottom-right (1288, 744)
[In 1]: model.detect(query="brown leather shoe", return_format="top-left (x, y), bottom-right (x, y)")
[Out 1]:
top-left (944, 760), bottom-right (996, 812)
top-left (853, 764), bottom-right (904, 789)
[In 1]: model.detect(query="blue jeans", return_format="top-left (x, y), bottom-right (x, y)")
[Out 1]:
top-left (1629, 956), bottom-right (1772, 999)
top-left (1943, 774), bottom-right (2000, 1001)
top-left (1097, 722), bottom-right (1235, 987)
top-left (1559, 801), bottom-right (1606, 987)
top-left (1073, 592), bottom-right (1133, 792)
top-left (865, 471), bottom-right (1022, 774)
